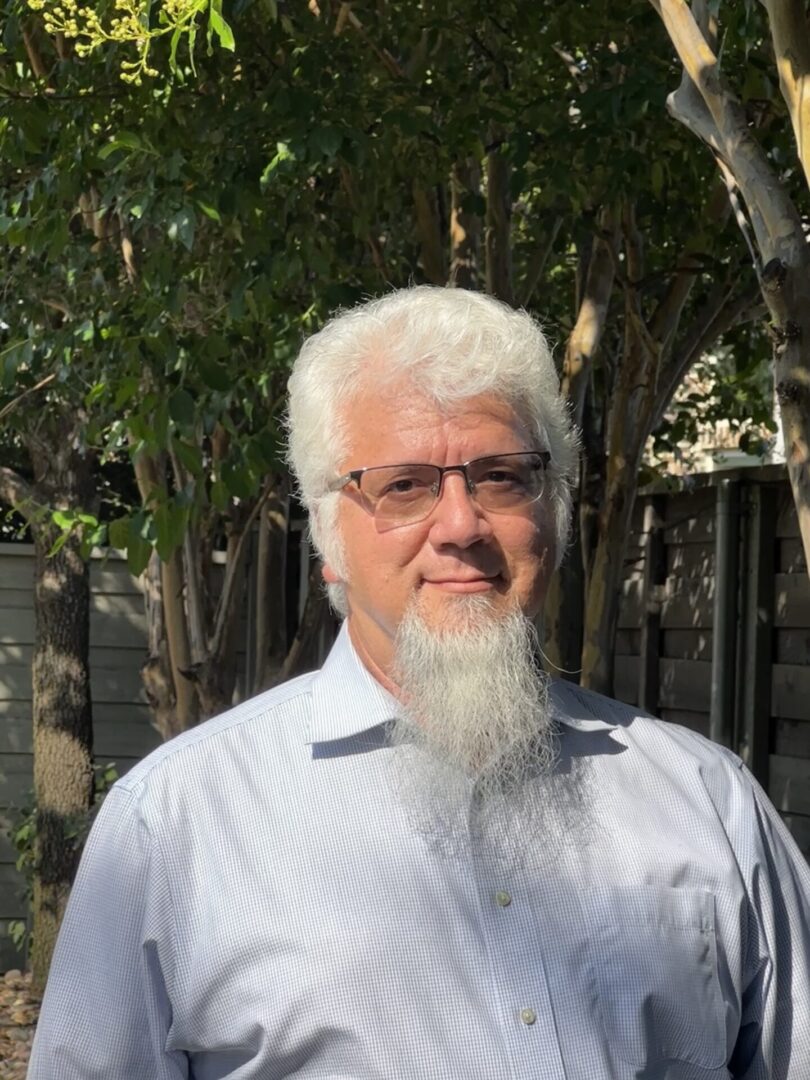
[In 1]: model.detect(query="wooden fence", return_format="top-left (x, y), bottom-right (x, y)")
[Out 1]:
top-left (614, 465), bottom-right (810, 858)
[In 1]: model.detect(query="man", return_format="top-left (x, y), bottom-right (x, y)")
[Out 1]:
top-left (29, 287), bottom-right (810, 1079)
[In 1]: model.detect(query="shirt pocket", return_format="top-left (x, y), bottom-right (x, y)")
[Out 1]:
top-left (583, 885), bottom-right (727, 1070)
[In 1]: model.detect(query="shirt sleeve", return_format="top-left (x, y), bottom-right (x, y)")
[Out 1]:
top-left (27, 784), bottom-right (188, 1080)
top-left (729, 763), bottom-right (810, 1080)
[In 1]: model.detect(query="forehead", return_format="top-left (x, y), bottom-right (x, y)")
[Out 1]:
top-left (339, 383), bottom-right (533, 465)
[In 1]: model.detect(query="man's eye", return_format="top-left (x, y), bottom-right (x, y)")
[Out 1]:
top-left (481, 469), bottom-right (521, 485)
top-left (382, 476), bottom-right (429, 496)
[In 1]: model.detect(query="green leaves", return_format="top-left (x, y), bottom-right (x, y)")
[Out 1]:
top-left (168, 388), bottom-right (197, 426)
top-left (208, 0), bottom-right (236, 53)
top-left (167, 207), bottom-right (197, 251)
top-left (98, 131), bottom-right (158, 161)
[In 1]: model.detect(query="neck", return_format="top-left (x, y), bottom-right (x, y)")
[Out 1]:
top-left (346, 616), bottom-right (402, 699)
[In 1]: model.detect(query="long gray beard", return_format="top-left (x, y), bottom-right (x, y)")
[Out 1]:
top-left (389, 594), bottom-right (556, 808)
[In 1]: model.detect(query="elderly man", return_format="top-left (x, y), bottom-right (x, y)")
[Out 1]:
top-left (30, 287), bottom-right (810, 1079)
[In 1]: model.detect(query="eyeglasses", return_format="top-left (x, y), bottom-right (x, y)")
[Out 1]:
top-left (329, 451), bottom-right (551, 531)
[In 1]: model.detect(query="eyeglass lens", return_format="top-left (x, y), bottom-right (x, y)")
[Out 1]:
top-left (358, 453), bottom-right (546, 528)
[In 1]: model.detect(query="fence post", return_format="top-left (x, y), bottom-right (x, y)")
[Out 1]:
top-left (738, 482), bottom-right (776, 787)
top-left (710, 479), bottom-right (740, 749)
top-left (638, 495), bottom-right (667, 715)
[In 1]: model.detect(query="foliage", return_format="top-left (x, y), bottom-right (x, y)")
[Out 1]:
top-left (29, 0), bottom-right (234, 84)
top-left (5, 763), bottom-right (119, 953)
top-left (2, 0), bottom-right (775, 678)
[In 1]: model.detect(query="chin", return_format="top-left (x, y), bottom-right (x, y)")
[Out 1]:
top-left (416, 590), bottom-right (510, 633)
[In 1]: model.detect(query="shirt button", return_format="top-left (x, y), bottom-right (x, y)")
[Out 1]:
top-left (520, 1007), bottom-right (537, 1026)
top-left (495, 890), bottom-right (512, 907)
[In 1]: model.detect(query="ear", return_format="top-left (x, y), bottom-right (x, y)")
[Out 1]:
top-left (321, 562), bottom-right (342, 585)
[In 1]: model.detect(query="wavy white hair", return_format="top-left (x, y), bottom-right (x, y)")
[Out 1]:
top-left (286, 286), bottom-right (580, 613)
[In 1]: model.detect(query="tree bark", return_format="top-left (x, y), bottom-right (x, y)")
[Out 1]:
top-left (449, 159), bottom-right (481, 289)
top-left (10, 433), bottom-right (97, 990)
top-left (412, 181), bottom-right (446, 285)
top-left (485, 139), bottom-right (513, 304)
top-left (255, 480), bottom-right (290, 692)
top-left (652, 0), bottom-right (810, 572)
top-left (29, 525), bottom-right (94, 989)
top-left (543, 226), bottom-right (614, 678)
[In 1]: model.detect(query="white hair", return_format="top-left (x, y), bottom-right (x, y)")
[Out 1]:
top-left (286, 286), bottom-right (579, 610)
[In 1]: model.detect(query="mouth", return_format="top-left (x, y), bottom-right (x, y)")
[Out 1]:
top-left (421, 574), bottom-right (502, 594)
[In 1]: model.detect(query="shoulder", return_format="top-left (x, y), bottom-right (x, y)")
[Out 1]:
top-left (114, 669), bottom-right (318, 798)
top-left (552, 678), bottom-right (745, 775)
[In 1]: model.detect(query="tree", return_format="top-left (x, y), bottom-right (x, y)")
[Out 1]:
top-left (0, 365), bottom-right (97, 994)
top-left (650, 0), bottom-right (810, 574)
top-left (10, 0), bottom-right (773, 706)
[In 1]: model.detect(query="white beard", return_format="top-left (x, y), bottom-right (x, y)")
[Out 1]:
top-left (389, 593), bottom-right (556, 808)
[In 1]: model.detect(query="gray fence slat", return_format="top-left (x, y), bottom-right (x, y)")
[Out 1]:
top-left (0, 920), bottom-right (26, 972)
top-left (659, 709), bottom-right (710, 737)
top-left (661, 628), bottom-right (713, 662)
top-left (659, 658), bottom-right (713, 713)
top-left (774, 719), bottom-right (810, 760)
top-left (0, 866), bottom-right (26, 919)
top-left (774, 574), bottom-right (810, 629)
top-left (776, 629), bottom-right (810, 665)
top-left (771, 664), bottom-right (810, 721)
top-left (770, 755), bottom-right (810, 815)
top-left (781, 813), bottom-right (810, 856)
top-left (666, 542), bottom-right (716, 578)
top-left (779, 539), bottom-right (808, 575)
top-left (614, 655), bottom-right (639, 706)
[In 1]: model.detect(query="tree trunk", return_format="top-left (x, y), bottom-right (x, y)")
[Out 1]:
top-left (580, 281), bottom-right (656, 693)
top-left (651, 0), bottom-right (810, 574)
top-left (542, 533), bottom-right (585, 681)
top-left (485, 139), bottom-right (513, 304)
top-left (761, 256), bottom-right (810, 572)
top-left (449, 159), bottom-right (481, 289)
top-left (255, 482), bottom-right (290, 693)
top-left (543, 226), bottom-right (614, 677)
top-left (580, 456), bottom-right (641, 695)
top-left (21, 436), bottom-right (96, 990)
top-left (275, 561), bottom-right (336, 684)
top-left (412, 181), bottom-right (446, 285)
top-left (29, 528), bottom-right (94, 988)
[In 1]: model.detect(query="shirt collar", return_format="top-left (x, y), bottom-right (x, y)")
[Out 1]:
top-left (306, 623), bottom-right (400, 744)
top-left (548, 679), bottom-right (618, 732)
top-left (306, 621), bottom-right (617, 744)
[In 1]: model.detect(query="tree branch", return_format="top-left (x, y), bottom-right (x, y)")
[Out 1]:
top-left (22, 24), bottom-right (48, 82)
top-left (209, 484), bottom-right (271, 663)
top-left (449, 158), bottom-right (482, 289)
top-left (653, 0), bottom-right (804, 263)
top-left (412, 181), bottom-right (445, 284)
top-left (648, 184), bottom-right (728, 349)
top-left (761, 0), bottom-right (810, 189)
top-left (485, 137), bottom-right (513, 304)
top-left (0, 466), bottom-right (36, 518)
top-left (561, 213), bottom-right (615, 428)
top-left (519, 217), bottom-right (563, 308)
top-left (166, 442), bottom-right (207, 664)
top-left (652, 275), bottom-right (761, 430)
top-left (0, 372), bottom-right (56, 424)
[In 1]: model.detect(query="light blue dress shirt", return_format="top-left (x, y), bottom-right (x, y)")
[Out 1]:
top-left (29, 623), bottom-right (810, 1079)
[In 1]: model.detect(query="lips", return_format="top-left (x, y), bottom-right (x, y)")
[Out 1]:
top-left (421, 573), bottom-right (501, 592)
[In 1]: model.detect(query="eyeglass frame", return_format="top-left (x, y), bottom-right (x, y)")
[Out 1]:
top-left (328, 449), bottom-right (552, 526)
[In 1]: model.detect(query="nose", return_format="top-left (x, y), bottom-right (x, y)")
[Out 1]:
top-left (427, 470), bottom-right (492, 548)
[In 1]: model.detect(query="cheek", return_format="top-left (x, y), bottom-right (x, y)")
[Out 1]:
top-left (344, 522), bottom-right (425, 584)
top-left (509, 521), bottom-right (555, 579)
